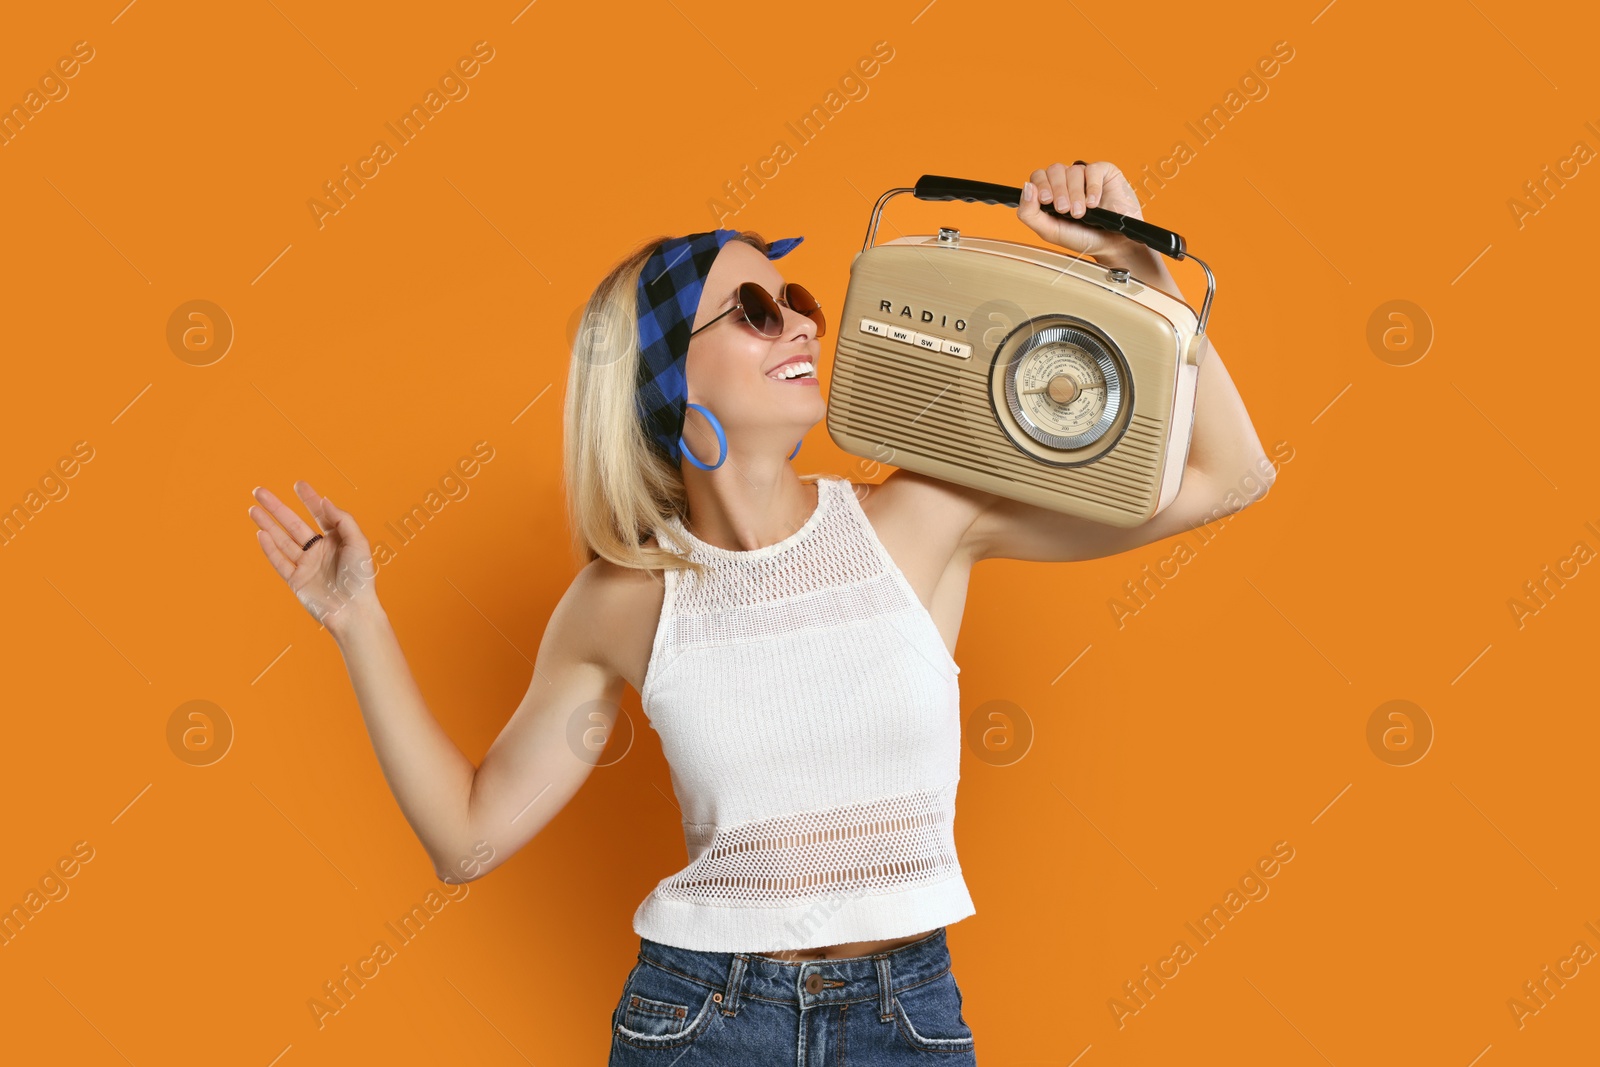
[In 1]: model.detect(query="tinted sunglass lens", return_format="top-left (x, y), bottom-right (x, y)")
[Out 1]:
top-left (786, 283), bottom-right (826, 337)
top-left (740, 282), bottom-right (784, 337)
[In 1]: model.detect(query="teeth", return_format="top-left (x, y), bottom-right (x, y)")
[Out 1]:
top-left (769, 361), bottom-right (815, 381)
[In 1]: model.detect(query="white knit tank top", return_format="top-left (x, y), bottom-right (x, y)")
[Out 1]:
top-left (633, 474), bottom-right (975, 953)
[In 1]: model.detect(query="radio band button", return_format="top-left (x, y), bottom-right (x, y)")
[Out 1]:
top-left (861, 317), bottom-right (969, 357)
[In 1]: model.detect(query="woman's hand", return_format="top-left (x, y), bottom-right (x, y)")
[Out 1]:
top-left (249, 480), bottom-right (380, 636)
top-left (1016, 160), bottom-right (1149, 264)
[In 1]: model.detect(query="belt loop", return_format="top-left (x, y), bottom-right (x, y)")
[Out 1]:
top-left (874, 954), bottom-right (893, 1022)
top-left (721, 954), bottom-right (749, 1016)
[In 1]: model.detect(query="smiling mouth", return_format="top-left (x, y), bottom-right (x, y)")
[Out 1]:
top-left (768, 360), bottom-right (817, 382)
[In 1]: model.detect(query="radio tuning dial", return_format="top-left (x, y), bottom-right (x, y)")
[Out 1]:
top-left (1017, 348), bottom-right (1109, 439)
top-left (997, 321), bottom-right (1126, 453)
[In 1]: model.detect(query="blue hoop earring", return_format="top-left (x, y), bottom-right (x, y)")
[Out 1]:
top-left (787, 439), bottom-right (802, 460)
top-left (680, 402), bottom-right (727, 471)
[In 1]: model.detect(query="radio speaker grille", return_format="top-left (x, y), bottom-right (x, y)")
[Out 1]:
top-left (829, 336), bottom-right (1161, 521)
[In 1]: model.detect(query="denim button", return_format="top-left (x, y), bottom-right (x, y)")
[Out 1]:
top-left (804, 973), bottom-right (823, 994)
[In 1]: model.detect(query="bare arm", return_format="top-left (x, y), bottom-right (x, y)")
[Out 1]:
top-left (251, 481), bottom-right (621, 885)
top-left (330, 600), bottom-right (482, 879)
top-left (457, 562), bottom-right (630, 881)
top-left (330, 562), bottom-right (623, 883)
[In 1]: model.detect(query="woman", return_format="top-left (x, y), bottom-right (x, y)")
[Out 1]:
top-left (248, 161), bottom-right (1275, 1063)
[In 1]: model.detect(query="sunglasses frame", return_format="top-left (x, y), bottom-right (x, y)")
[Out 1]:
top-left (689, 280), bottom-right (826, 340)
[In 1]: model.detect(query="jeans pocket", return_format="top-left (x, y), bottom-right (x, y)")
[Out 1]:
top-left (614, 960), bottom-right (720, 1050)
top-left (892, 969), bottom-right (976, 1053)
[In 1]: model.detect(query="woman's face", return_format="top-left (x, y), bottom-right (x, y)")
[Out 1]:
top-left (681, 240), bottom-right (824, 467)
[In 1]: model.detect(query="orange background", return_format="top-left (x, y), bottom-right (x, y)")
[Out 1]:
top-left (2, 1), bottom-right (1597, 1063)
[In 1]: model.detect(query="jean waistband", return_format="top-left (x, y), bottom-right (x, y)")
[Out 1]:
top-left (634, 927), bottom-right (952, 1021)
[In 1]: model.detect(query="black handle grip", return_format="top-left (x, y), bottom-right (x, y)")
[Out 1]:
top-left (912, 174), bottom-right (1187, 260)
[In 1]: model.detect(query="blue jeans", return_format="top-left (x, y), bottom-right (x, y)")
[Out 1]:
top-left (607, 927), bottom-right (977, 1064)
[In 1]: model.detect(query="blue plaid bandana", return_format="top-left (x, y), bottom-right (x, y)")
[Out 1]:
top-left (635, 229), bottom-right (804, 466)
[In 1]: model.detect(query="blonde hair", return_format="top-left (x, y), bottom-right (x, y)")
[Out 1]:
top-left (562, 230), bottom-right (809, 578)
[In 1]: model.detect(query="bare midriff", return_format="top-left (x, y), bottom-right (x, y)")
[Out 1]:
top-left (753, 927), bottom-right (939, 962)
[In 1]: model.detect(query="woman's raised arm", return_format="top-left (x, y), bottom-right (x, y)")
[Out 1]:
top-left (249, 480), bottom-right (623, 883)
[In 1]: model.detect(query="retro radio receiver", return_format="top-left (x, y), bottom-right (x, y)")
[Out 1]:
top-left (826, 174), bottom-right (1215, 528)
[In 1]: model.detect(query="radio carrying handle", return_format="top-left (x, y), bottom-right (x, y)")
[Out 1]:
top-left (863, 174), bottom-right (1215, 343)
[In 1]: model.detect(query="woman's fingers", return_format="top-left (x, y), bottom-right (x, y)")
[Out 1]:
top-left (292, 481), bottom-right (334, 540)
top-left (1027, 163), bottom-right (1084, 218)
top-left (319, 495), bottom-right (367, 551)
top-left (1029, 167), bottom-right (1052, 207)
top-left (255, 528), bottom-right (298, 583)
top-left (249, 503), bottom-right (307, 562)
top-left (253, 484), bottom-right (319, 546)
top-left (1083, 162), bottom-right (1104, 209)
top-left (247, 495), bottom-right (309, 561)
top-left (1045, 161), bottom-right (1071, 211)
top-left (1038, 161), bottom-right (1089, 218)
top-left (1018, 173), bottom-right (1043, 218)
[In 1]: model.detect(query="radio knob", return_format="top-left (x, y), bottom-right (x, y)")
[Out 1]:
top-left (937, 227), bottom-right (960, 245)
top-left (1047, 375), bottom-right (1080, 403)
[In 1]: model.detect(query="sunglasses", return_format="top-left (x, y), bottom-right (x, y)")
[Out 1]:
top-left (690, 281), bottom-right (826, 340)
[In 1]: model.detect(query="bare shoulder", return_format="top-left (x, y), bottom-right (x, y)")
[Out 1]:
top-left (856, 468), bottom-right (991, 567)
top-left (553, 551), bottom-right (666, 696)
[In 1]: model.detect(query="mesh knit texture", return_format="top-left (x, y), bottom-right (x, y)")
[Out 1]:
top-left (634, 475), bottom-right (975, 952)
